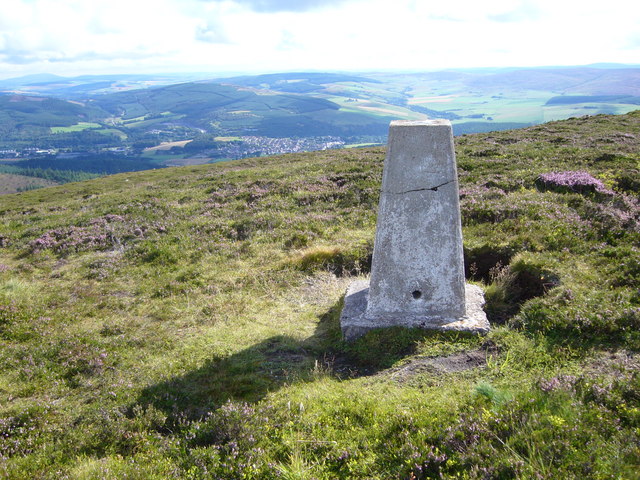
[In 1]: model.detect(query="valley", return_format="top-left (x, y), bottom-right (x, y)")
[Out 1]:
top-left (1, 65), bottom-right (639, 192)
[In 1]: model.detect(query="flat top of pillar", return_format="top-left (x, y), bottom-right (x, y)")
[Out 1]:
top-left (390, 119), bottom-right (451, 127)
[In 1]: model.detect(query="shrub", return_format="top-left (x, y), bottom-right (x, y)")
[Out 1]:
top-left (536, 170), bottom-right (612, 195)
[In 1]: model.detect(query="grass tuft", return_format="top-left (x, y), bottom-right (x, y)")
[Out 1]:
top-left (287, 242), bottom-right (372, 276)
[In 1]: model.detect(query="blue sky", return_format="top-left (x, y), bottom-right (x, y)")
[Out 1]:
top-left (1, 0), bottom-right (639, 78)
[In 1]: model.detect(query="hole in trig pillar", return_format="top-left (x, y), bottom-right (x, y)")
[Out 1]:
top-left (412, 290), bottom-right (422, 300)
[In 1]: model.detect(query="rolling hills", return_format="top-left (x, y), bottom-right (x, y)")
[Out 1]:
top-left (2, 65), bottom-right (640, 188)
top-left (3, 65), bottom-right (640, 143)
top-left (0, 94), bottom-right (106, 132)
top-left (0, 111), bottom-right (638, 478)
top-left (0, 84), bottom-right (390, 141)
top-left (90, 81), bottom-right (391, 138)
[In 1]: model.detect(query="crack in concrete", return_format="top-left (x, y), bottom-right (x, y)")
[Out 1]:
top-left (383, 180), bottom-right (454, 195)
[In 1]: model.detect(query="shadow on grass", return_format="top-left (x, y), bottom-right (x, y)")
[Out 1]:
top-left (135, 298), bottom-right (462, 422)
top-left (136, 334), bottom-right (314, 420)
top-left (135, 300), bottom-right (340, 420)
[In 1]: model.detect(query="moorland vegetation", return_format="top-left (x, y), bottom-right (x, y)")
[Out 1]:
top-left (0, 112), bottom-right (639, 479)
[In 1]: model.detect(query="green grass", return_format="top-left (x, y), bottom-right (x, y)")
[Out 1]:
top-left (50, 122), bottom-right (102, 134)
top-left (0, 112), bottom-right (638, 478)
top-left (124, 114), bottom-right (186, 128)
top-left (345, 143), bottom-right (382, 148)
top-left (95, 128), bottom-right (128, 140)
top-left (121, 115), bottom-right (147, 124)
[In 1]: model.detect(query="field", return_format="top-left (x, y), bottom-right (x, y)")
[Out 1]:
top-left (305, 70), bottom-right (640, 131)
top-left (144, 140), bottom-right (193, 152)
top-left (329, 96), bottom-right (426, 121)
top-left (50, 122), bottom-right (102, 134)
top-left (0, 111), bottom-right (638, 478)
top-left (95, 128), bottom-right (128, 140)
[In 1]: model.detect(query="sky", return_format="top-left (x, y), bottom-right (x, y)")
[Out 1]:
top-left (1, 0), bottom-right (639, 79)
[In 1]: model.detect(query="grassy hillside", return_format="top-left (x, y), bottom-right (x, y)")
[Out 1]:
top-left (0, 94), bottom-right (106, 132)
top-left (92, 81), bottom-right (392, 137)
top-left (0, 173), bottom-right (58, 194)
top-left (0, 112), bottom-right (639, 479)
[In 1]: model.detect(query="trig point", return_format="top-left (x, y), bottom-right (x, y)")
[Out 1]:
top-left (340, 119), bottom-right (489, 341)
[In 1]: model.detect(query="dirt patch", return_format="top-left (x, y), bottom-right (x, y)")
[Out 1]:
top-left (386, 349), bottom-right (490, 381)
top-left (328, 348), bottom-right (492, 381)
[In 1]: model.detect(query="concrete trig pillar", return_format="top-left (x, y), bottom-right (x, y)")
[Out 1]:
top-left (340, 120), bottom-right (489, 341)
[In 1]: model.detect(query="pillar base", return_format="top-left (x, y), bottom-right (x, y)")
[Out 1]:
top-left (340, 279), bottom-right (490, 342)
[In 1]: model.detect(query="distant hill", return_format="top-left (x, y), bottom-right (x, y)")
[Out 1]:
top-left (546, 95), bottom-right (640, 106)
top-left (0, 73), bottom-right (65, 88)
top-left (1, 65), bottom-right (639, 171)
top-left (465, 67), bottom-right (640, 95)
top-left (91, 81), bottom-right (392, 137)
top-left (219, 72), bottom-right (382, 93)
top-left (0, 93), bottom-right (106, 131)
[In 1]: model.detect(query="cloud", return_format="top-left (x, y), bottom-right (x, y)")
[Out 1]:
top-left (0, 29), bottom-right (60, 65)
top-left (0, 52), bottom-right (40, 65)
top-left (196, 21), bottom-right (232, 44)
top-left (487, 2), bottom-right (541, 23)
top-left (277, 30), bottom-right (300, 50)
top-left (625, 32), bottom-right (640, 49)
top-left (1, 0), bottom-right (639, 78)
top-left (46, 50), bottom-right (155, 63)
top-left (222, 0), bottom-right (349, 13)
top-left (0, 45), bottom-right (157, 65)
top-left (0, 0), bottom-right (191, 67)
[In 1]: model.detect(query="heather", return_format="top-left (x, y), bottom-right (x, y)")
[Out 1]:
top-left (0, 111), bottom-right (639, 479)
top-left (536, 170), bottom-right (611, 194)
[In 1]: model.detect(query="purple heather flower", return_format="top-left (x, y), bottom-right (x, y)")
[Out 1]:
top-left (537, 171), bottom-right (612, 195)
